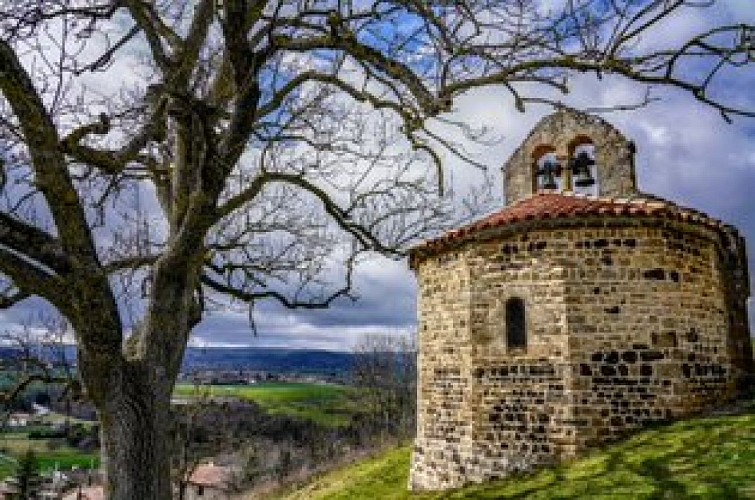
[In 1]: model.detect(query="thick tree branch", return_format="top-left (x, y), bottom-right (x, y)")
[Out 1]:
top-left (0, 39), bottom-right (99, 262)
top-left (0, 212), bottom-right (70, 273)
top-left (61, 110), bottom-right (163, 175)
top-left (0, 287), bottom-right (29, 309)
top-left (0, 247), bottom-right (66, 304)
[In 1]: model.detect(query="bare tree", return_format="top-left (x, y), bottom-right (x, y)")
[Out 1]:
top-left (351, 333), bottom-right (416, 442)
top-left (0, 314), bottom-right (79, 417)
top-left (0, 1), bottom-right (752, 497)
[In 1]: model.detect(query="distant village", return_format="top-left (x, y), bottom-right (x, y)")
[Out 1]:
top-left (1, 357), bottom-right (353, 498)
top-left (177, 368), bottom-right (348, 387)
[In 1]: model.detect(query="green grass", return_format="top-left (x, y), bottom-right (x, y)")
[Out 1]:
top-left (0, 436), bottom-right (99, 480)
top-left (174, 382), bottom-right (358, 427)
top-left (278, 408), bottom-right (755, 499)
top-left (36, 451), bottom-right (99, 472)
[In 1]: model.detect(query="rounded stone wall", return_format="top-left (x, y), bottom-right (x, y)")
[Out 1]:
top-left (409, 204), bottom-right (751, 490)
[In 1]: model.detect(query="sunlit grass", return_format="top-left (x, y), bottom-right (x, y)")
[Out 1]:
top-left (174, 382), bottom-right (357, 427)
top-left (277, 404), bottom-right (755, 499)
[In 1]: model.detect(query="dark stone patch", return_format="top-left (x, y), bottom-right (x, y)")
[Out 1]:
top-left (605, 305), bottom-right (621, 314)
top-left (669, 271), bottom-right (680, 282)
top-left (640, 350), bottom-right (665, 362)
top-left (643, 268), bottom-right (666, 280)
top-left (605, 351), bottom-right (620, 364)
top-left (623, 238), bottom-right (637, 247)
top-left (601, 256), bottom-right (614, 266)
top-left (580, 364), bottom-right (592, 376)
top-left (640, 364), bottom-right (653, 377)
top-left (621, 351), bottom-right (637, 363)
top-left (593, 287), bottom-right (601, 294)
top-left (686, 328), bottom-right (699, 343)
top-left (601, 365), bottom-right (616, 376)
top-left (594, 239), bottom-right (609, 248)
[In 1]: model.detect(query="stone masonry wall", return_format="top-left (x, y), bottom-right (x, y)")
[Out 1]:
top-left (465, 233), bottom-right (574, 481)
top-left (563, 223), bottom-right (742, 447)
top-left (503, 108), bottom-right (636, 204)
top-left (409, 218), bottom-right (751, 490)
top-left (410, 251), bottom-right (474, 490)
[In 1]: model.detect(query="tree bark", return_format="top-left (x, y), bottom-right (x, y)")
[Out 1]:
top-left (98, 367), bottom-right (174, 500)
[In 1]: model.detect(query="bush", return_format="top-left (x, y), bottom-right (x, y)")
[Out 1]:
top-left (27, 429), bottom-right (65, 439)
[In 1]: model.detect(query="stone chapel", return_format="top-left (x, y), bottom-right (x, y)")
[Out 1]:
top-left (408, 107), bottom-right (753, 490)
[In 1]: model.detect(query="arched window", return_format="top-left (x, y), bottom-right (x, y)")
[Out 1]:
top-left (506, 297), bottom-right (526, 350)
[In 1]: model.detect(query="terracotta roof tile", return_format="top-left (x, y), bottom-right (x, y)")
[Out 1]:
top-left (411, 192), bottom-right (735, 258)
top-left (188, 463), bottom-right (234, 489)
top-left (63, 486), bottom-right (104, 500)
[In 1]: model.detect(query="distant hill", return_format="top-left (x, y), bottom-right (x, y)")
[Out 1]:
top-left (181, 347), bottom-right (355, 375)
top-left (275, 401), bottom-right (755, 499)
top-left (0, 346), bottom-right (355, 376)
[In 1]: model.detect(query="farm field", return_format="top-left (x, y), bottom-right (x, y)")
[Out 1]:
top-left (0, 433), bottom-right (99, 480)
top-left (278, 403), bottom-right (755, 500)
top-left (174, 382), bottom-right (358, 427)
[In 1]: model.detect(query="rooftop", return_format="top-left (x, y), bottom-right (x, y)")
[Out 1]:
top-left (410, 192), bottom-right (739, 261)
top-left (187, 463), bottom-right (234, 490)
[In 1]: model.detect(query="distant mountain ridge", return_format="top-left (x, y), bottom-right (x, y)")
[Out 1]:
top-left (182, 347), bottom-right (355, 374)
top-left (0, 346), bottom-right (355, 376)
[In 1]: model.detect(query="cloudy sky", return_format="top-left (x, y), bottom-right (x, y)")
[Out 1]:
top-left (1, 2), bottom-right (754, 352)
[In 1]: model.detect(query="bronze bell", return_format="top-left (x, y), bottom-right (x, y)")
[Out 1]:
top-left (537, 158), bottom-right (560, 190)
top-left (571, 151), bottom-right (596, 187)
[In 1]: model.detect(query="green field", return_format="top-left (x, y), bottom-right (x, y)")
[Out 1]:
top-left (277, 406), bottom-right (755, 499)
top-left (174, 382), bottom-right (358, 427)
top-left (0, 434), bottom-right (99, 480)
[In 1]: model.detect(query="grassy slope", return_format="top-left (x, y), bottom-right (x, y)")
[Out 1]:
top-left (278, 408), bottom-right (755, 500)
top-left (174, 382), bottom-right (356, 426)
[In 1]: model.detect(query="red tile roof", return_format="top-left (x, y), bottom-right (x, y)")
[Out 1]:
top-left (410, 192), bottom-right (735, 258)
top-left (63, 486), bottom-right (104, 500)
top-left (188, 463), bottom-right (234, 489)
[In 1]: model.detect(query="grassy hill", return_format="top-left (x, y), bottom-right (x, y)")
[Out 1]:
top-left (174, 382), bottom-right (357, 426)
top-left (276, 403), bottom-right (755, 499)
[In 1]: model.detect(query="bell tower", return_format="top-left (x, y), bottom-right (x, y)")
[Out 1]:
top-left (503, 107), bottom-right (637, 205)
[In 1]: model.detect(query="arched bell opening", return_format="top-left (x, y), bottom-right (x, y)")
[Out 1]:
top-left (568, 136), bottom-right (599, 197)
top-left (531, 145), bottom-right (562, 194)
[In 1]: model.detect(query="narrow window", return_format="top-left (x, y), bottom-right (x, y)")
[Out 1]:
top-left (506, 298), bottom-right (526, 350)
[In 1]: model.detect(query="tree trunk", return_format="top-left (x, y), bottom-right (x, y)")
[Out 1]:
top-left (98, 371), bottom-right (173, 500)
